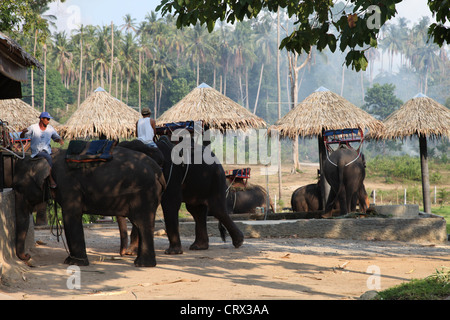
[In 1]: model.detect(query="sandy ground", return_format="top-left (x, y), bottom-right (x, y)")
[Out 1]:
top-left (1, 163), bottom-right (449, 301)
top-left (0, 226), bottom-right (449, 301)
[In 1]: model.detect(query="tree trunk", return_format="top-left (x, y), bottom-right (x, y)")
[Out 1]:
top-left (43, 44), bottom-right (47, 112)
top-left (110, 21), bottom-right (114, 92)
top-left (253, 63), bottom-right (264, 114)
top-left (77, 27), bottom-right (83, 108)
top-left (138, 50), bottom-right (142, 113)
top-left (419, 134), bottom-right (431, 213)
top-left (277, 8), bottom-right (282, 201)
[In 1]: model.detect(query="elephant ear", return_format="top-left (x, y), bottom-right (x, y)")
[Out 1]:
top-left (30, 158), bottom-right (51, 189)
top-left (13, 157), bottom-right (51, 193)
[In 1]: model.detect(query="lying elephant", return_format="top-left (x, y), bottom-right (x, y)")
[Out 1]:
top-left (13, 146), bottom-right (165, 267)
top-left (291, 181), bottom-right (369, 216)
top-left (226, 184), bottom-right (274, 214)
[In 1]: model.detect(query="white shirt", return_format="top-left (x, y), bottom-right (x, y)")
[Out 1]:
top-left (24, 123), bottom-right (61, 157)
top-left (137, 118), bottom-right (155, 145)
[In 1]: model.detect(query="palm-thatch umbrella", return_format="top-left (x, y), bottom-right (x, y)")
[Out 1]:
top-left (156, 83), bottom-right (266, 131)
top-left (372, 93), bottom-right (450, 213)
top-left (269, 86), bottom-right (384, 209)
top-left (0, 98), bottom-right (60, 130)
top-left (59, 87), bottom-right (140, 140)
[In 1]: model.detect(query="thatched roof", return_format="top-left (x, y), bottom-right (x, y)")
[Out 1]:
top-left (372, 93), bottom-right (450, 140)
top-left (156, 83), bottom-right (266, 131)
top-left (269, 87), bottom-right (384, 138)
top-left (59, 87), bottom-right (140, 140)
top-left (0, 98), bottom-right (59, 130)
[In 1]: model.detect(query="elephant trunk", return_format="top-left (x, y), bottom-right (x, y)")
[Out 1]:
top-left (15, 193), bottom-right (32, 261)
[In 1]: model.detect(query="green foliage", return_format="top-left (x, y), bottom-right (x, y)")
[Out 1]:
top-left (157, 0), bottom-right (427, 71)
top-left (377, 268), bottom-right (450, 300)
top-left (367, 155), bottom-right (422, 182)
top-left (0, 0), bottom-right (62, 37)
top-left (362, 83), bottom-right (403, 120)
top-left (22, 67), bottom-right (74, 119)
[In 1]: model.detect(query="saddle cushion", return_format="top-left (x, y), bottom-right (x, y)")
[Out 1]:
top-left (65, 140), bottom-right (117, 168)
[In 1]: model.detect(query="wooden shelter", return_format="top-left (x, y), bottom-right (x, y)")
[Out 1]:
top-left (0, 32), bottom-right (42, 99)
top-left (59, 87), bottom-right (140, 140)
top-left (269, 87), bottom-right (384, 210)
top-left (157, 83), bottom-right (266, 131)
top-left (270, 87), bottom-right (384, 138)
top-left (372, 93), bottom-right (450, 213)
top-left (0, 98), bottom-right (59, 130)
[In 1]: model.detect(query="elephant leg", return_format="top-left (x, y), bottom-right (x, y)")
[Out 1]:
top-left (129, 212), bottom-right (156, 267)
top-left (116, 216), bottom-right (129, 256)
top-left (209, 199), bottom-right (244, 249)
top-left (62, 209), bottom-right (89, 266)
top-left (161, 192), bottom-right (183, 255)
top-left (186, 203), bottom-right (209, 250)
top-left (126, 225), bottom-right (139, 256)
top-left (34, 202), bottom-right (48, 226)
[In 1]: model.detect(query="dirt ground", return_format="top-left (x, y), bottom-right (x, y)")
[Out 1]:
top-left (1, 163), bottom-right (449, 300)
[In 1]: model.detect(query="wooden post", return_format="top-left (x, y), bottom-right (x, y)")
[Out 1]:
top-left (318, 130), bottom-right (330, 211)
top-left (419, 134), bottom-right (431, 213)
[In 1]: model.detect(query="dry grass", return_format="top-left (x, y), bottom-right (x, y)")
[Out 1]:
top-left (0, 98), bottom-right (59, 130)
top-left (156, 83), bottom-right (266, 131)
top-left (269, 88), bottom-right (384, 139)
top-left (58, 87), bottom-right (140, 140)
top-left (372, 95), bottom-right (450, 140)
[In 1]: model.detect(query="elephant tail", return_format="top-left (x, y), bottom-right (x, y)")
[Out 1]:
top-left (325, 160), bottom-right (346, 212)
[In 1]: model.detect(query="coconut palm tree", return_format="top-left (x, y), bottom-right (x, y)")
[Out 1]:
top-left (185, 23), bottom-right (215, 86)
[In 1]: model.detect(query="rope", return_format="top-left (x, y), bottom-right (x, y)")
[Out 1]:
top-left (325, 145), bottom-right (363, 168)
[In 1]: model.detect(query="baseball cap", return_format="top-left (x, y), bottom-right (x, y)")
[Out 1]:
top-left (39, 112), bottom-right (53, 119)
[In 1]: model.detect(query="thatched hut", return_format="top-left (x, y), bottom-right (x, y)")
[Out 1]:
top-left (270, 87), bottom-right (384, 138)
top-left (0, 98), bottom-right (59, 130)
top-left (269, 87), bottom-right (384, 209)
top-left (59, 87), bottom-right (140, 140)
top-left (372, 93), bottom-right (450, 213)
top-left (157, 83), bottom-right (266, 131)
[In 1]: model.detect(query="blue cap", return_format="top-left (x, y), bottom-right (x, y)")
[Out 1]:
top-left (39, 112), bottom-right (53, 119)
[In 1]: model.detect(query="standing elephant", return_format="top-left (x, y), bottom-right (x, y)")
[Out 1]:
top-left (323, 145), bottom-right (368, 216)
top-left (120, 135), bottom-right (244, 255)
top-left (226, 184), bottom-right (273, 214)
top-left (13, 146), bottom-right (165, 267)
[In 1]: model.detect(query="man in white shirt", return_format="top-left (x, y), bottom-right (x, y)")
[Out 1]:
top-left (136, 107), bottom-right (157, 148)
top-left (20, 112), bottom-right (64, 188)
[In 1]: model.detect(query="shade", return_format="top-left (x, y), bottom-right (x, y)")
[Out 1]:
top-left (0, 32), bottom-right (42, 100)
top-left (371, 93), bottom-right (450, 140)
top-left (0, 98), bottom-right (59, 130)
top-left (59, 87), bottom-right (140, 140)
top-left (156, 83), bottom-right (266, 131)
top-left (269, 87), bottom-right (384, 138)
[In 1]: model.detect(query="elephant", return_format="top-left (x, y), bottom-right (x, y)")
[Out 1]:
top-left (291, 183), bottom-right (323, 212)
top-left (291, 181), bottom-right (369, 216)
top-left (3, 155), bottom-right (48, 225)
top-left (226, 184), bottom-right (274, 214)
top-left (13, 146), bottom-right (166, 267)
top-left (119, 135), bottom-right (244, 256)
top-left (323, 145), bottom-right (368, 216)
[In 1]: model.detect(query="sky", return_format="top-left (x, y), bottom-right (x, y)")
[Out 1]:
top-left (46, 0), bottom-right (436, 33)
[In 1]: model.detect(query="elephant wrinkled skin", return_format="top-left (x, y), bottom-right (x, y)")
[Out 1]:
top-left (13, 147), bottom-right (165, 267)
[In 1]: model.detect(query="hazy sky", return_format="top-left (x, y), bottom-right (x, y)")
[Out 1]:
top-left (47, 0), bottom-right (435, 33)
